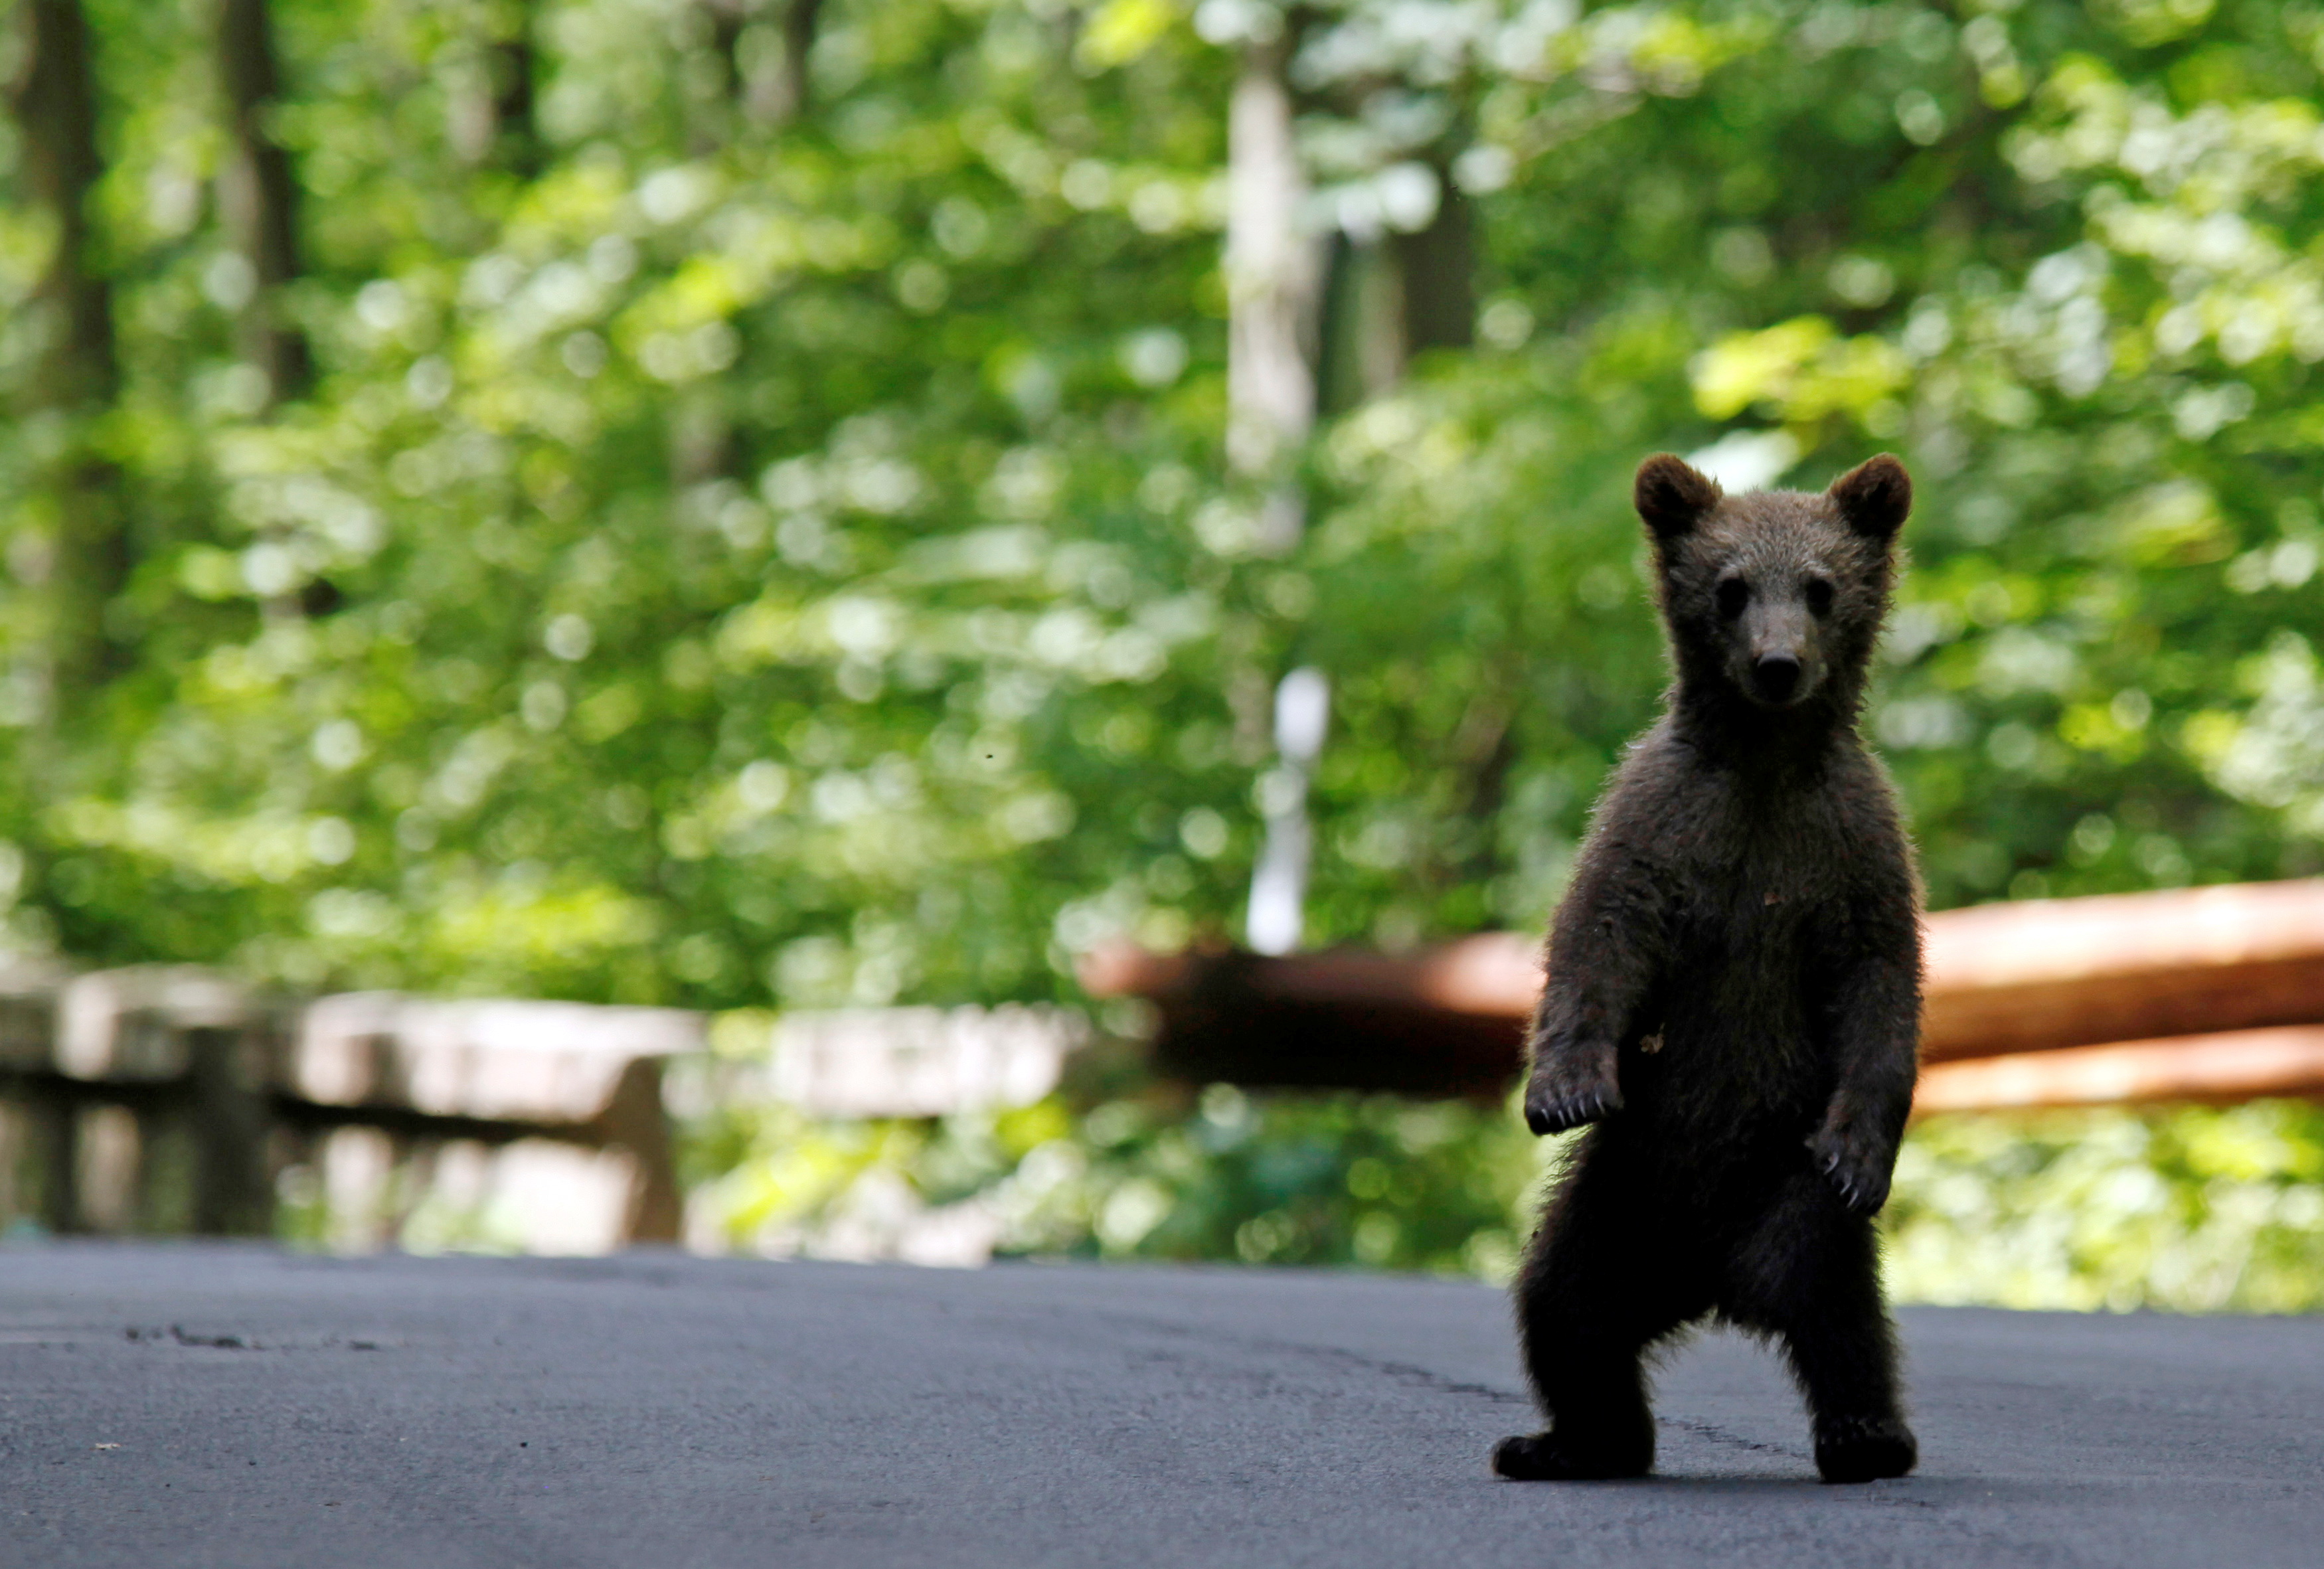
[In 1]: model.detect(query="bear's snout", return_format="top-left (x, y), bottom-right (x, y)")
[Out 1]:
top-left (1752, 654), bottom-right (1803, 704)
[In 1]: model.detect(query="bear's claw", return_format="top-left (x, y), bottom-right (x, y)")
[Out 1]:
top-left (1808, 1133), bottom-right (1892, 1214)
top-left (1819, 1151), bottom-right (1867, 1210)
top-left (1523, 1087), bottom-right (1621, 1137)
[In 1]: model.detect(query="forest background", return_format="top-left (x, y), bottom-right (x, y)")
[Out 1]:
top-left (9, 0), bottom-right (2324, 1309)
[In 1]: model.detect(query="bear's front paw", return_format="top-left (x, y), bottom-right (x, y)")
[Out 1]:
top-left (1807, 1127), bottom-right (1893, 1215)
top-left (1523, 1060), bottom-right (1623, 1137)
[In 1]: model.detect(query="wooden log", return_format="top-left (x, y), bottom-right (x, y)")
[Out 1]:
top-left (1913, 1025), bottom-right (2324, 1115)
top-left (1918, 880), bottom-right (2324, 1062)
top-left (1079, 939), bottom-right (1531, 1100)
top-left (1078, 935), bottom-right (1538, 1022)
top-left (1080, 878), bottom-right (2324, 1098)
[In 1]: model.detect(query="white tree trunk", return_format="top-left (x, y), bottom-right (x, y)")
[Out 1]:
top-left (1247, 667), bottom-right (1329, 955)
top-left (1224, 42), bottom-right (1318, 496)
top-left (1225, 39), bottom-right (1327, 950)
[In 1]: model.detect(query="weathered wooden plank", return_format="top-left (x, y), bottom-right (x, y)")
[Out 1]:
top-left (290, 992), bottom-right (701, 1123)
top-left (1913, 1025), bottom-right (2324, 1115)
top-left (1918, 881), bottom-right (2324, 1061)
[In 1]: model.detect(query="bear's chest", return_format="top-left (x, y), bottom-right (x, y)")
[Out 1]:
top-left (1658, 785), bottom-right (1849, 957)
top-left (1639, 809), bottom-right (1843, 1121)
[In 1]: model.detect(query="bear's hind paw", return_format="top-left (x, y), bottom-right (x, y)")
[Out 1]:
top-left (1491, 1432), bottom-right (1650, 1482)
top-left (1813, 1416), bottom-right (1917, 1484)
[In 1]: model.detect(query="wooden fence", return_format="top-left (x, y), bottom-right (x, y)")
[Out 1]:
top-left (9, 876), bottom-right (2318, 1250)
top-left (0, 967), bottom-right (1092, 1252)
top-left (0, 962), bottom-right (696, 1248)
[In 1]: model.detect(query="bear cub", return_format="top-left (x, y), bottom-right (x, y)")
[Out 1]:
top-left (1493, 452), bottom-right (1922, 1486)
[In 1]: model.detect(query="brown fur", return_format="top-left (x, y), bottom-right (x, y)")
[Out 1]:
top-left (1493, 454), bottom-right (1922, 1486)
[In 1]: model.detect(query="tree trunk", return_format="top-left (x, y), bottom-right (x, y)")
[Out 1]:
top-left (772, 0), bottom-right (822, 125)
top-left (1226, 39), bottom-right (1328, 953)
top-left (1224, 38), bottom-right (1319, 505)
top-left (448, 5), bottom-right (538, 173)
top-left (703, 0), bottom-right (821, 126)
top-left (216, 0), bottom-right (311, 403)
top-left (1313, 165), bottom-right (1475, 416)
top-left (1314, 235), bottom-right (1405, 416)
top-left (7, 0), bottom-right (127, 697)
top-left (703, 0), bottom-right (748, 106)
top-left (10, 0), bottom-right (114, 411)
top-left (489, 1), bottom-right (540, 177)
top-left (1392, 167), bottom-right (1475, 359)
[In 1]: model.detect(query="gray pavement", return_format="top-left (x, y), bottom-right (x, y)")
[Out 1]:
top-left (0, 1244), bottom-right (2317, 1567)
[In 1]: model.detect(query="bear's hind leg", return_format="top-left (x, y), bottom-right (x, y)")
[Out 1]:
top-left (1496, 1164), bottom-right (1704, 1481)
top-left (1721, 1174), bottom-right (1916, 1484)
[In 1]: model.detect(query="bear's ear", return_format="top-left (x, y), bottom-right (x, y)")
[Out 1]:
top-left (1634, 454), bottom-right (1720, 540)
top-left (1829, 454), bottom-right (1912, 542)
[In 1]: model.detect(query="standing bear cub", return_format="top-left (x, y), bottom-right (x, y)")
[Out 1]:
top-left (1493, 452), bottom-right (1922, 1487)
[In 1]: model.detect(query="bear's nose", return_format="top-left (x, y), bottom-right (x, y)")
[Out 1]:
top-left (1753, 655), bottom-right (1801, 702)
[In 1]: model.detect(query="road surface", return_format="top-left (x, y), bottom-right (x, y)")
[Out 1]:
top-left (0, 1244), bottom-right (2316, 1566)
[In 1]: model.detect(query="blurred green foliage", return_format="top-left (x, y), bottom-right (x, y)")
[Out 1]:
top-left (684, 1081), bottom-right (1542, 1272)
top-left (1890, 1102), bottom-right (2324, 1312)
top-left (14, 0), bottom-right (2324, 987)
top-left (683, 1084), bottom-right (2324, 1311)
top-left (10, 1), bottom-right (2324, 1302)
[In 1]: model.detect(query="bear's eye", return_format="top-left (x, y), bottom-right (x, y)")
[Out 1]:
top-left (1805, 578), bottom-right (1835, 617)
top-left (1715, 578), bottom-right (1749, 619)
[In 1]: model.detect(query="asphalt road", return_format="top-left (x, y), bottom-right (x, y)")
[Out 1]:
top-left (0, 1244), bottom-right (2317, 1568)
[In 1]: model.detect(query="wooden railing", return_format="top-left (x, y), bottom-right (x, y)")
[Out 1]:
top-left (0, 962), bottom-right (696, 1247)
top-left (0, 964), bottom-right (1093, 1251)
top-left (9, 877), bottom-right (2311, 1250)
top-left (1079, 878), bottom-right (2324, 1114)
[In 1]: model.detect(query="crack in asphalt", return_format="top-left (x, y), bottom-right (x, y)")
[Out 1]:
top-left (1295, 1344), bottom-right (1536, 1408)
top-left (120, 1325), bottom-right (386, 1352)
top-left (1655, 1412), bottom-right (1811, 1461)
top-left (1096, 1310), bottom-right (1537, 1409)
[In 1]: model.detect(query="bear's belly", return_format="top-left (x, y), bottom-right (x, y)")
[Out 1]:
top-left (1618, 901), bottom-right (1834, 1157)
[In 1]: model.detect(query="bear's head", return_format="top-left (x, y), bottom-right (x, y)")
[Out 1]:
top-left (1633, 452), bottom-right (1910, 720)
